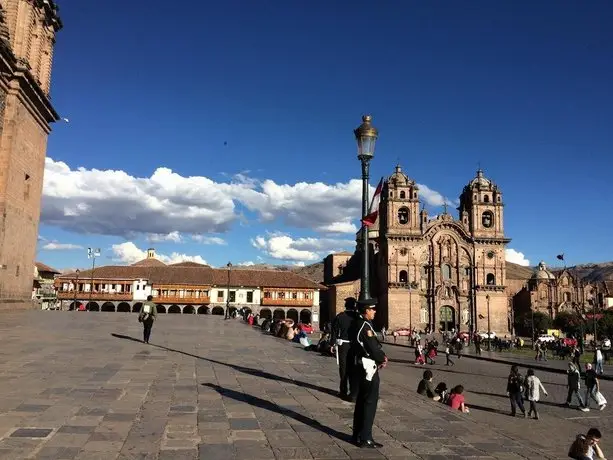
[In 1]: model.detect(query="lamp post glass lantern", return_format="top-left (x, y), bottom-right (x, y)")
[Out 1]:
top-left (486, 294), bottom-right (491, 351)
top-left (354, 115), bottom-right (378, 303)
top-left (87, 248), bottom-right (101, 310)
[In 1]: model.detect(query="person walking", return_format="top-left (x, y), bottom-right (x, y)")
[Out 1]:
top-left (138, 295), bottom-right (158, 344)
top-left (445, 343), bottom-right (454, 366)
top-left (595, 347), bottom-right (604, 375)
top-left (525, 368), bottom-right (548, 420)
top-left (331, 297), bottom-right (359, 401)
top-left (351, 299), bottom-right (387, 449)
top-left (506, 365), bottom-right (527, 417)
top-left (584, 363), bottom-right (607, 411)
top-left (566, 362), bottom-right (589, 411)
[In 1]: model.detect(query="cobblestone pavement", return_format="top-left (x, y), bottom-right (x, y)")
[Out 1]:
top-left (0, 312), bottom-right (610, 460)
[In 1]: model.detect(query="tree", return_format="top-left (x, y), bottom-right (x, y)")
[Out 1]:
top-left (553, 311), bottom-right (582, 336)
top-left (533, 312), bottom-right (552, 333)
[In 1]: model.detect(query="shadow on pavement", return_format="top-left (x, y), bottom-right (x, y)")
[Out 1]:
top-left (466, 403), bottom-right (512, 416)
top-left (469, 390), bottom-right (565, 408)
top-left (202, 383), bottom-right (352, 443)
top-left (111, 333), bottom-right (339, 398)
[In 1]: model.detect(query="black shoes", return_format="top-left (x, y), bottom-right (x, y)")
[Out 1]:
top-left (357, 439), bottom-right (383, 449)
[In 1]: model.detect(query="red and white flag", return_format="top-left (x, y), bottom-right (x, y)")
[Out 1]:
top-left (361, 177), bottom-right (383, 227)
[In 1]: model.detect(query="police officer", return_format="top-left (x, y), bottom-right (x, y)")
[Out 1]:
top-left (331, 297), bottom-right (359, 401)
top-left (351, 299), bottom-right (387, 448)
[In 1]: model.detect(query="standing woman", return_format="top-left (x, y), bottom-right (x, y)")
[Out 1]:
top-left (506, 365), bottom-right (527, 417)
top-left (138, 295), bottom-right (158, 344)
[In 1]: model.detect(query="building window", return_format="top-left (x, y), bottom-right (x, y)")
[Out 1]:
top-left (398, 207), bottom-right (409, 224)
top-left (217, 290), bottom-right (224, 300)
top-left (464, 267), bottom-right (471, 277)
top-left (399, 270), bottom-right (408, 283)
top-left (278, 292), bottom-right (285, 299)
top-left (246, 291), bottom-right (253, 303)
top-left (486, 273), bottom-right (496, 285)
top-left (483, 195), bottom-right (490, 203)
top-left (482, 211), bottom-right (494, 228)
top-left (564, 292), bottom-right (571, 302)
top-left (264, 291), bottom-right (271, 298)
top-left (400, 248), bottom-right (408, 256)
top-left (292, 292), bottom-right (298, 299)
top-left (441, 264), bottom-right (451, 280)
top-left (229, 291), bottom-right (236, 302)
top-left (399, 191), bottom-right (406, 199)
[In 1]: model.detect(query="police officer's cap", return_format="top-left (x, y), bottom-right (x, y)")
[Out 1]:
top-left (357, 298), bottom-right (377, 313)
top-left (344, 297), bottom-right (357, 310)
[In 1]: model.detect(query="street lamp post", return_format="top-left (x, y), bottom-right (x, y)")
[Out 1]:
top-left (225, 262), bottom-right (232, 319)
top-left (74, 269), bottom-right (80, 311)
top-left (354, 115), bottom-right (378, 303)
top-left (486, 294), bottom-right (491, 351)
top-left (87, 248), bottom-right (100, 310)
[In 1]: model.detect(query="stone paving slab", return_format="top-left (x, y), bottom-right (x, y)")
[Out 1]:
top-left (0, 311), bottom-right (606, 459)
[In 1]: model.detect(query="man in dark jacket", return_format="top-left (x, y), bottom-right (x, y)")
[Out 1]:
top-left (331, 297), bottom-right (359, 401)
top-left (351, 299), bottom-right (387, 448)
top-left (138, 295), bottom-right (158, 344)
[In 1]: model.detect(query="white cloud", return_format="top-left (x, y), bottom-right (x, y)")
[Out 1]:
top-left (191, 235), bottom-right (227, 245)
top-left (41, 158), bottom-right (452, 238)
top-left (251, 233), bottom-right (353, 262)
top-left (505, 248), bottom-right (530, 266)
top-left (237, 261), bottom-right (255, 266)
top-left (147, 231), bottom-right (182, 243)
top-left (42, 242), bottom-right (84, 251)
top-left (111, 242), bottom-right (208, 265)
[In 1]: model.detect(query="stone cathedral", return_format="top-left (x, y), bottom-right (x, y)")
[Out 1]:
top-left (325, 165), bottom-right (510, 335)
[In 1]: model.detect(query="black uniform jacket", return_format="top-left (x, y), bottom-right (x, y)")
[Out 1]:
top-left (352, 317), bottom-right (387, 365)
top-left (331, 310), bottom-right (358, 341)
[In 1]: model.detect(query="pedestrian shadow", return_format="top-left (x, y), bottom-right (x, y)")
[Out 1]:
top-left (110, 333), bottom-right (338, 398)
top-left (466, 403), bottom-right (512, 416)
top-left (202, 383), bottom-right (352, 443)
top-left (469, 390), bottom-right (564, 408)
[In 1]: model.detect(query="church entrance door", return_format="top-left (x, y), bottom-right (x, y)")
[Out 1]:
top-left (440, 305), bottom-right (455, 333)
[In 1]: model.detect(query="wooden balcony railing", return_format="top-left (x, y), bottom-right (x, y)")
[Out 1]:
top-left (57, 291), bottom-right (132, 301)
top-left (153, 295), bottom-right (210, 305)
top-left (261, 298), bottom-right (312, 307)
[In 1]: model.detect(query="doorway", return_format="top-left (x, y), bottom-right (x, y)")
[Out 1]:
top-left (439, 305), bottom-right (455, 332)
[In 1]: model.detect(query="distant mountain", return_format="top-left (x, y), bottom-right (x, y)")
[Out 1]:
top-left (552, 262), bottom-right (613, 282)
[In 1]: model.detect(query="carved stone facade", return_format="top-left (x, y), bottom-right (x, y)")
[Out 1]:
top-left (527, 261), bottom-right (601, 318)
top-left (0, 0), bottom-right (61, 309)
top-left (376, 166), bottom-right (509, 334)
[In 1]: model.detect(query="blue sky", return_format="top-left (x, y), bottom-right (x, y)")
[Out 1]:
top-left (39, 0), bottom-right (613, 270)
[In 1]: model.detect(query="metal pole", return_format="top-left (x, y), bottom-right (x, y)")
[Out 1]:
top-left (89, 256), bottom-right (95, 309)
top-left (409, 285), bottom-right (412, 333)
top-left (358, 158), bottom-right (371, 301)
top-left (74, 271), bottom-right (79, 310)
top-left (487, 295), bottom-right (491, 351)
top-left (225, 262), bottom-right (232, 319)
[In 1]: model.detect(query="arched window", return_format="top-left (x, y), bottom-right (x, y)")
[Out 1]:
top-left (399, 191), bottom-right (406, 199)
top-left (482, 211), bottom-right (494, 228)
top-left (442, 264), bottom-right (451, 280)
top-left (564, 292), bottom-right (571, 302)
top-left (398, 207), bottom-right (409, 224)
top-left (483, 195), bottom-right (490, 203)
top-left (399, 270), bottom-right (408, 283)
top-left (486, 273), bottom-right (496, 285)
top-left (464, 267), bottom-right (471, 277)
top-left (399, 247), bottom-right (408, 256)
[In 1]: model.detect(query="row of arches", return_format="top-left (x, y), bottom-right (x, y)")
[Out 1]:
top-left (67, 302), bottom-right (312, 323)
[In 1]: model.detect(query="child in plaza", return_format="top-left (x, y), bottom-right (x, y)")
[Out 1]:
top-left (416, 370), bottom-right (441, 401)
top-left (568, 428), bottom-right (606, 459)
top-left (447, 385), bottom-right (469, 413)
top-left (524, 368), bottom-right (548, 420)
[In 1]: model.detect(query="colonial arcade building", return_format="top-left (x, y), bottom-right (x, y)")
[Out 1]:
top-left (54, 250), bottom-right (323, 328)
top-left (325, 166), bottom-right (510, 334)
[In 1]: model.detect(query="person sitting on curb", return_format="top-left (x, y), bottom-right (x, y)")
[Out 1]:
top-left (447, 385), bottom-right (470, 413)
top-left (417, 370), bottom-right (441, 401)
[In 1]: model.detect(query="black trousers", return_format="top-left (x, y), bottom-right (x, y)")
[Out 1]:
top-left (352, 367), bottom-right (380, 442)
top-left (143, 318), bottom-right (154, 343)
top-left (509, 391), bottom-right (525, 415)
top-left (338, 343), bottom-right (357, 397)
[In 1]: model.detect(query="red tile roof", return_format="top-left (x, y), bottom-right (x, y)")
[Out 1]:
top-left (58, 264), bottom-right (324, 290)
top-left (35, 262), bottom-right (60, 274)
